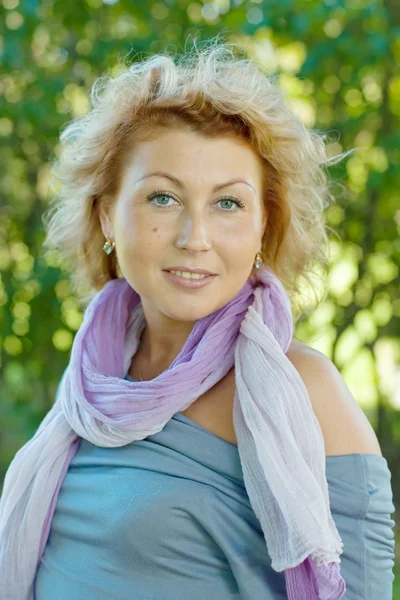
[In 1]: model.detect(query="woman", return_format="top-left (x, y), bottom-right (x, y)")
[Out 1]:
top-left (0, 38), bottom-right (395, 600)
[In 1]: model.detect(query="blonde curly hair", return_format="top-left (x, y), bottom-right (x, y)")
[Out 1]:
top-left (42, 36), bottom-right (353, 323)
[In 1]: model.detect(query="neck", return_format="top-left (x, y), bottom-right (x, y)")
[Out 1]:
top-left (129, 322), bottom-right (196, 380)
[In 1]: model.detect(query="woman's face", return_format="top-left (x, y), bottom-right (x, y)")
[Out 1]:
top-left (99, 127), bottom-right (267, 326)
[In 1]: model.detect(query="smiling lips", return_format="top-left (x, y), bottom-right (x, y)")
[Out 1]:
top-left (163, 266), bottom-right (217, 276)
top-left (163, 269), bottom-right (217, 288)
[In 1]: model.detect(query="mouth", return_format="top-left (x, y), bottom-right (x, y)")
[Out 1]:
top-left (162, 269), bottom-right (217, 289)
top-left (163, 267), bottom-right (217, 276)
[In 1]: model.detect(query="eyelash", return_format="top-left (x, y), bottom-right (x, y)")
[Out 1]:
top-left (145, 189), bottom-right (246, 211)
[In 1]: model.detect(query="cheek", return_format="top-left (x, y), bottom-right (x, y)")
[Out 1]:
top-left (222, 223), bottom-right (259, 253)
top-left (116, 217), bottom-right (165, 261)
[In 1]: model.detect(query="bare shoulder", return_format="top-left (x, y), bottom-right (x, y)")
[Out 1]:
top-left (285, 339), bottom-right (382, 457)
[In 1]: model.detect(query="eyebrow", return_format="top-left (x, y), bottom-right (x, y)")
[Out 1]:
top-left (135, 171), bottom-right (256, 194)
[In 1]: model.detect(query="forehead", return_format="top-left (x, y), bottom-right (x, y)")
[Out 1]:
top-left (119, 128), bottom-right (265, 190)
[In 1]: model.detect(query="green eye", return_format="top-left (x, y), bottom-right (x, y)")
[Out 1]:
top-left (154, 195), bottom-right (172, 206)
top-left (145, 191), bottom-right (176, 207)
top-left (220, 199), bottom-right (238, 210)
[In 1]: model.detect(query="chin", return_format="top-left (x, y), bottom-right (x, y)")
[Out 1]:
top-left (158, 299), bottom-right (220, 321)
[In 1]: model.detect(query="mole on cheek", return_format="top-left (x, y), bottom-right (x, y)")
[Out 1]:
top-left (152, 227), bottom-right (158, 233)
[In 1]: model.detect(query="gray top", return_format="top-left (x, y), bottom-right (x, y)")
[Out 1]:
top-left (34, 373), bottom-right (396, 599)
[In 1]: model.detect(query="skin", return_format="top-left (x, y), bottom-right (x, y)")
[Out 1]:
top-left (99, 127), bottom-right (267, 378)
top-left (98, 127), bottom-right (383, 459)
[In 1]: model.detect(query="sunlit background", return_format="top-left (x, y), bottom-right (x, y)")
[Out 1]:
top-left (0, 0), bottom-right (399, 591)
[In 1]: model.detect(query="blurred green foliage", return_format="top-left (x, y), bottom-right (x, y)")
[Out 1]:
top-left (0, 0), bottom-right (399, 587)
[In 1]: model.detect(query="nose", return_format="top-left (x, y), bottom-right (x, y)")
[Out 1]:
top-left (175, 210), bottom-right (212, 253)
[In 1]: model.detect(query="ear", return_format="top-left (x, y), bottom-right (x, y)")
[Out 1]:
top-left (98, 197), bottom-right (114, 239)
top-left (261, 211), bottom-right (267, 237)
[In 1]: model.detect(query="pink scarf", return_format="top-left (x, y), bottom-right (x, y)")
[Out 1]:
top-left (0, 266), bottom-right (346, 599)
